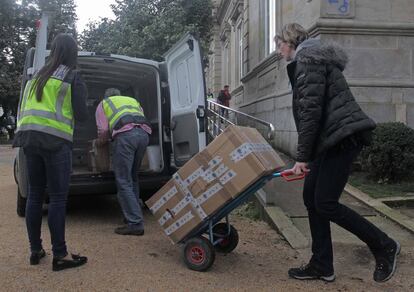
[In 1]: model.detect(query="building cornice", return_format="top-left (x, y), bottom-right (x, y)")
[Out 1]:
top-left (347, 79), bottom-right (414, 88)
top-left (241, 51), bottom-right (282, 83)
top-left (217, 0), bottom-right (231, 23)
top-left (228, 0), bottom-right (244, 24)
top-left (309, 19), bottom-right (414, 36)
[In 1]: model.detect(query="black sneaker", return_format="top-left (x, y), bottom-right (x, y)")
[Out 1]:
top-left (373, 239), bottom-right (401, 282)
top-left (114, 224), bottom-right (144, 236)
top-left (30, 249), bottom-right (46, 265)
top-left (288, 264), bottom-right (336, 282)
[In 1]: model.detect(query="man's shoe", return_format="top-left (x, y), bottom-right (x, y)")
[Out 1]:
top-left (30, 249), bottom-right (46, 265)
top-left (373, 239), bottom-right (401, 282)
top-left (288, 264), bottom-right (336, 282)
top-left (114, 225), bottom-right (144, 236)
top-left (52, 254), bottom-right (87, 272)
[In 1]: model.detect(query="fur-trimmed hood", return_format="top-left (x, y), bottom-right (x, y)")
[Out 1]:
top-left (294, 38), bottom-right (348, 71)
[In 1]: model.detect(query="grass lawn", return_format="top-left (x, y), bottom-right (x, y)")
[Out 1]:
top-left (349, 171), bottom-right (414, 199)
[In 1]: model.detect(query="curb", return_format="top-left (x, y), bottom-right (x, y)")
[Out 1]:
top-left (345, 184), bottom-right (414, 234)
top-left (255, 191), bottom-right (309, 250)
top-left (263, 205), bottom-right (309, 249)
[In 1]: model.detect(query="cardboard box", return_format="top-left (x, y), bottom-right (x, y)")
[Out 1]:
top-left (90, 141), bottom-right (111, 172)
top-left (89, 141), bottom-right (151, 173)
top-left (202, 126), bottom-right (285, 198)
top-left (145, 180), bottom-right (204, 243)
top-left (146, 125), bottom-right (285, 243)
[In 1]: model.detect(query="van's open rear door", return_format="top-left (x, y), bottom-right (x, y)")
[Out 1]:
top-left (164, 33), bottom-right (207, 167)
top-left (31, 12), bottom-right (49, 75)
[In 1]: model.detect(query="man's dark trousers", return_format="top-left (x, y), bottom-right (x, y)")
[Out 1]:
top-left (112, 127), bottom-right (149, 227)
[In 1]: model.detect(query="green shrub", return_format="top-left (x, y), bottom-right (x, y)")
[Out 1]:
top-left (359, 122), bottom-right (414, 183)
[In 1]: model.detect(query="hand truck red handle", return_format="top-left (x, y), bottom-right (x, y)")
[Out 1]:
top-left (272, 170), bottom-right (306, 182)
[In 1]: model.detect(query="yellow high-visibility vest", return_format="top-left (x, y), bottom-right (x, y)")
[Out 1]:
top-left (102, 95), bottom-right (146, 133)
top-left (16, 68), bottom-right (74, 142)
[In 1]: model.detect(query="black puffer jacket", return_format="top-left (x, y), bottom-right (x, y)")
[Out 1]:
top-left (287, 39), bottom-right (376, 162)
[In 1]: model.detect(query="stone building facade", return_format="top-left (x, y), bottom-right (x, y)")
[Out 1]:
top-left (206, 0), bottom-right (414, 157)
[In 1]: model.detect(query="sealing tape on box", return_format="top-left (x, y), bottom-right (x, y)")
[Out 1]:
top-left (183, 166), bottom-right (204, 186)
top-left (150, 186), bottom-right (178, 214)
top-left (197, 183), bottom-right (223, 205)
top-left (164, 211), bottom-right (194, 236)
top-left (158, 212), bottom-right (172, 226)
top-left (201, 156), bottom-right (223, 183)
top-left (173, 173), bottom-right (186, 190)
top-left (158, 194), bottom-right (192, 226)
top-left (202, 167), bottom-right (216, 183)
top-left (190, 197), bottom-right (208, 220)
top-left (208, 156), bottom-right (223, 168)
top-left (214, 163), bottom-right (229, 178)
top-left (173, 173), bottom-right (208, 220)
top-left (230, 143), bottom-right (274, 162)
top-left (219, 170), bottom-right (237, 185)
top-left (230, 143), bottom-right (253, 162)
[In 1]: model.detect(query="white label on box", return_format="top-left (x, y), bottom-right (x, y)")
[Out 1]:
top-left (184, 167), bottom-right (204, 186)
top-left (197, 183), bottom-right (223, 205)
top-left (220, 170), bottom-right (237, 185)
top-left (164, 211), bottom-right (194, 236)
top-left (150, 186), bottom-right (178, 213)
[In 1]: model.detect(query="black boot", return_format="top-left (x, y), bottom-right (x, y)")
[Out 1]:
top-left (30, 249), bottom-right (46, 265)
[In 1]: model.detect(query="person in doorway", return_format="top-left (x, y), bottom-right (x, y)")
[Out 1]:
top-left (217, 85), bottom-right (231, 119)
top-left (13, 34), bottom-right (88, 271)
top-left (276, 23), bottom-right (400, 283)
top-left (95, 88), bottom-right (151, 236)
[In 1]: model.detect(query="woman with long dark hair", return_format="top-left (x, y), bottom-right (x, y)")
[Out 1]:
top-left (14, 33), bottom-right (88, 271)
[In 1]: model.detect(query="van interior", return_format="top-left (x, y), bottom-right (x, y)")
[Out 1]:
top-left (72, 56), bottom-right (163, 175)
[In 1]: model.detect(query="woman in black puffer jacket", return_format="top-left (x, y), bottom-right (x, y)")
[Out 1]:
top-left (276, 23), bottom-right (399, 283)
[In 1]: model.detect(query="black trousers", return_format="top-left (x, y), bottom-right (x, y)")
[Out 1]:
top-left (303, 140), bottom-right (392, 273)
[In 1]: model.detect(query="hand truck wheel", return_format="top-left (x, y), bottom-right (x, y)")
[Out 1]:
top-left (212, 223), bottom-right (239, 253)
top-left (183, 236), bottom-right (216, 271)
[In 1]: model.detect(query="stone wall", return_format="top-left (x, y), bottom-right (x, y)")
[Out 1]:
top-left (207, 0), bottom-right (414, 157)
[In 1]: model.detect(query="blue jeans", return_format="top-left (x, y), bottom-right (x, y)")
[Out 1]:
top-left (24, 144), bottom-right (71, 258)
top-left (112, 127), bottom-right (149, 227)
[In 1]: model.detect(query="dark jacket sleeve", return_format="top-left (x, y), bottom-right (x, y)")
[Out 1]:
top-left (217, 91), bottom-right (224, 103)
top-left (295, 63), bottom-right (326, 162)
top-left (71, 72), bottom-right (89, 122)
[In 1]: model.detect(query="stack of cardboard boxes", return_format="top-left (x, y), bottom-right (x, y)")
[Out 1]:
top-left (146, 126), bottom-right (285, 243)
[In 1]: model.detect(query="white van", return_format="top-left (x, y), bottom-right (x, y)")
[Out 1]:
top-left (14, 14), bottom-right (207, 216)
